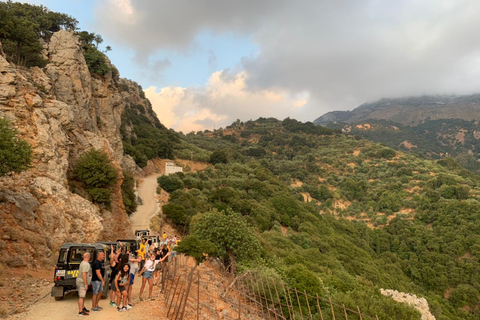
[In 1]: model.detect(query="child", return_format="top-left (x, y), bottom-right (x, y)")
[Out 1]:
top-left (115, 264), bottom-right (131, 312)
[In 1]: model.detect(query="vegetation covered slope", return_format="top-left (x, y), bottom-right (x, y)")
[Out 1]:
top-left (161, 118), bottom-right (480, 319)
top-left (326, 119), bottom-right (480, 174)
top-left (314, 94), bottom-right (480, 126)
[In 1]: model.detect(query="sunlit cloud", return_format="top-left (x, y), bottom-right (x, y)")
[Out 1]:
top-left (145, 70), bottom-right (310, 132)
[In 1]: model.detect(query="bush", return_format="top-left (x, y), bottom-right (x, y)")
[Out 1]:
top-left (210, 149), bottom-right (229, 164)
top-left (78, 31), bottom-right (112, 76)
top-left (163, 203), bottom-right (187, 228)
top-left (158, 174), bottom-right (184, 193)
top-left (121, 171), bottom-right (137, 215)
top-left (190, 210), bottom-right (262, 268)
top-left (0, 118), bottom-right (32, 176)
top-left (73, 149), bottom-right (117, 205)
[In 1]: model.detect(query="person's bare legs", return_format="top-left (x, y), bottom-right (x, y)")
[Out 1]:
top-left (110, 284), bottom-right (116, 304)
top-left (92, 292), bottom-right (98, 309)
top-left (94, 290), bottom-right (102, 308)
top-left (78, 297), bottom-right (84, 312)
top-left (127, 279), bottom-right (134, 305)
top-left (116, 291), bottom-right (122, 307)
top-left (139, 276), bottom-right (147, 299)
top-left (122, 290), bottom-right (128, 307)
top-left (148, 278), bottom-right (154, 299)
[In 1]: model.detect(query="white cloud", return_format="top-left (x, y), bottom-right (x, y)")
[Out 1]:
top-left (145, 70), bottom-right (310, 132)
top-left (96, 0), bottom-right (480, 121)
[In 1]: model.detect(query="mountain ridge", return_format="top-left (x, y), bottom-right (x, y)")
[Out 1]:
top-left (314, 94), bottom-right (480, 126)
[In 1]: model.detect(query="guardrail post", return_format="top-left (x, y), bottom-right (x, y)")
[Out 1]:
top-left (273, 281), bottom-right (287, 320)
top-left (304, 290), bottom-right (313, 320)
top-left (343, 304), bottom-right (348, 320)
top-left (315, 293), bottom-right (324, 320)
top-left (357, 306), bottom-right (363, 320)
top-left (294, 288), bottom-right (304, 318)
top-left (329, 297), bottom-right (336, 320)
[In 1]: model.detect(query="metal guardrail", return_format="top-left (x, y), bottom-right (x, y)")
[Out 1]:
top-left (159, 255), bottom-right (380, 320)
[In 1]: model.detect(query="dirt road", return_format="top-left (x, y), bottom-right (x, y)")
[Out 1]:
top-left (130, 174), bottom-right (162, 234)
top-left (7, 280), bottom-right (166, 320)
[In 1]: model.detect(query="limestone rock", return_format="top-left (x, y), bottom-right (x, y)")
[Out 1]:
top-left (0, 30), bottom-right (151, 267)
top-left (380, 289), bottom-right (435, 320)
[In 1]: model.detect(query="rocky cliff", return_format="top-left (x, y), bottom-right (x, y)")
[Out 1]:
top-left (0, 30), bottom-right (154, 267)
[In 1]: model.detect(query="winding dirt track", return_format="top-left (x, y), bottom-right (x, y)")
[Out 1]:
top-left (130, 174), bottom-right (162, 234)
top-left (7, 174), bottom-right (166, 319)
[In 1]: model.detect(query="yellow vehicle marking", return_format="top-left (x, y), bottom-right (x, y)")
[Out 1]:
top-left (67, 270), bottom-right (79, 278)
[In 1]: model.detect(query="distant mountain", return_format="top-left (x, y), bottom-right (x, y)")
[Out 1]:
top-left (314, 94), bottom-right (480, 126)
top-left (314, 95), bottom-right (480, 173)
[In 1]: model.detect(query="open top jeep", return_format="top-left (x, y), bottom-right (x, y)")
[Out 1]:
top-left (51, 243), bottom-right (111, 300)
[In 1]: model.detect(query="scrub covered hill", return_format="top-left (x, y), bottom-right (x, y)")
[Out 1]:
top-left (326, 118), bottom-right (480, 174)
top-left (162, 118), bottom-right (480, 320)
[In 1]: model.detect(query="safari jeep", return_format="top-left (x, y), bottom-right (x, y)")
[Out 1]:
top-left (51, 243), bottom-right (111, 300)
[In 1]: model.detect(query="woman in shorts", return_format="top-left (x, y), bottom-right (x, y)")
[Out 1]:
top-left (127, 252), bottom-right (141, 308)
top-left (109, 244), bottom-right (122, 306)
top-left (115, 264), bottom-right (131, 312)
top-left (138, 252), bottom-right (156, 301)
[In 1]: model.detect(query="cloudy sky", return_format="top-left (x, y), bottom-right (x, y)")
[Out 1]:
top-left (26, 0), bottom-right (480, 132)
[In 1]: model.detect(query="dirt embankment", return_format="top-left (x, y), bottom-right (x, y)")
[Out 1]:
top-left (141, 158), bottom-right (211, 177)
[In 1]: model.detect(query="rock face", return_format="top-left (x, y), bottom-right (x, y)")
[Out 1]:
top-left (380, 289), bottom-right (436, 320)
top-left (0, 30), bottom-right (153, 266)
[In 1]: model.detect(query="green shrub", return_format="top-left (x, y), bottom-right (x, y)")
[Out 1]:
top-left (73, 149), bottom-right (117, 205)
top-left (121, 171), bottom-right (137, 215)
top-left (0, 118), bottom-right (32, 176)
top-left (157, 174), bottom-right (184, 193)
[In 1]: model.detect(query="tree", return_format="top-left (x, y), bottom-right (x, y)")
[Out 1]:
top-left (0, 118), bottom-right (33, 176)
top-left (209, 149), bottom-right (229, 164)
top-left (73, 149), bottom-right (118, 205)
top-left (190, 209), bottom-right (262, 272)
top-left (77, 31), bottom-right (111, 76)
top-left (0, 2), bottom-right (77, 67)
top-left (157, 174), bottom-right (184, 193)
top-left (121, 171), bottom-right (137, 215)
top-left (176, 235), bottom-right (217, 266)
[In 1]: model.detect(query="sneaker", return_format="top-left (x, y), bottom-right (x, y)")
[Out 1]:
top-left (110, 302), bottom-right (117, 307)
top-left (139, 297), bottom-right (144, 301)
top-left (78, 311), bottom-right (89, 316)
top-left (96, 306), bottom-right (103, 311)
top-left (83, 307), bottom-right (90, 313)
top-left (91, 307), bottom-right (99, 312)
top-left (125, 304), bottom-right (132, 310)
top-left (128, 303), bottom-right (134, 307)
top-left (117, 307), bottom-right (123, 312)
top-left (123, 306), bottom-right (128, 311)
top-left (148, 297), bottom-right (155, 301)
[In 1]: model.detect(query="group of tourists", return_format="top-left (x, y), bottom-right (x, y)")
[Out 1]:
top-left (76, 233), bottom-right (180, 316)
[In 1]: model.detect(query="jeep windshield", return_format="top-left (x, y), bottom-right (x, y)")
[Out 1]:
top-left (68, 247), bottom-right (94, 263)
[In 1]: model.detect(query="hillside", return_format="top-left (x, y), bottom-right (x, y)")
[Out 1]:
top-left (325, 119), bottom-right (480, 172)
top-left (314, 94), bottom-right (480, 126)
top-left (314, 95), bottom-right (480, 174)
top-left (155, 118), bottom-right (480, 320)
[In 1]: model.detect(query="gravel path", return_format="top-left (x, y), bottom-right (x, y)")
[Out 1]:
top-left (129, 174), bottom-right (162, 234)
top-left (7, 280), bottom-right (166, 320)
